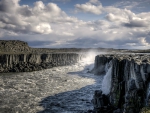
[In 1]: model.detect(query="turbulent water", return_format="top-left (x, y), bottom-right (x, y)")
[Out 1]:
top-left (0, 60), bottom-right (103, 113)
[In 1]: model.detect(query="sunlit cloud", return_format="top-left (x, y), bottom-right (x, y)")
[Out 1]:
top-left (0, 0), bottom-right (150, 49)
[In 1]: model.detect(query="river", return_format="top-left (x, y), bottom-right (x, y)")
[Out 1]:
top-left (0, 59), bottom-right (103, 113)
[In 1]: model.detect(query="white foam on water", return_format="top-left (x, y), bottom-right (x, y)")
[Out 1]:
top-left (0, 51), bottom-right (110, 113)
top-left (0, 58), bottom-right (103, 113)
top-left (101, 66), bottom-right (112, 95)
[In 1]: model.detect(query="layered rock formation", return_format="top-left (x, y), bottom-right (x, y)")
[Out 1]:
top-left (0, 40), bottom-right (85, 73)
top-left (0, 53), bottom-right (82, 73)
top-left (92, 54), bottom-right (150, 113)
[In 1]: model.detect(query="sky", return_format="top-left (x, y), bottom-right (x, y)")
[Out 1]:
top-left (0, 0), bottom-right (150, 49)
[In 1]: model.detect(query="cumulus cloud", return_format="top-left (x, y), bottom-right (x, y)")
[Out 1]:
top-left (113, 1), bottom-right (139, 10)
top-left (123, 17), bottom-right (149, 28)
top-left (105, 13), bottom-right (128, 22)
top-left (0, 0), bottom-right (20, 13)
top-left (89, 0), bottom-right (101, 5)
top-left (0, 0), bottom-right (78, 35)
top-left (123, 20), bottom-right (147, 28)
top-left (104, 7), bottom-right (150, 30)
top-left (0, 0), bottom-right (150, 49)
top-left (74, 1), bottom-right (150, 49)
top-left (75, 0), bottom-right (102, 15)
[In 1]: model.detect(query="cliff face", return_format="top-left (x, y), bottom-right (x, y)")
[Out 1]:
top-left (0, 40), bottom-right (86, 73)
top-left (92, 54), bottom-right (150, 113)
top-left (0, 53), bottom-right (82, 73)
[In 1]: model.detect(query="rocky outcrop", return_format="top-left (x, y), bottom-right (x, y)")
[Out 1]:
top-left (92, 54), bottom-right (150, 113)
top-left (0, 53), bottom-right (82, 73)
top-left (0, 40), bottom-right (86, 73)
top-left (0, 40), bottom-right (31, 53)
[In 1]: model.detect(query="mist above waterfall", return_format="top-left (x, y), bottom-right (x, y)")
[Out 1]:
top-left (79, 51), bottom-right (112, 95)
top-left (80, 51), bottom-right (108, 71)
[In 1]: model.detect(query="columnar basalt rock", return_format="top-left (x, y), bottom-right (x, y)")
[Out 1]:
top-left (0, 53), bottom-right (82, 73)
top-left (0, 40), bottom-right (86, 73)
top-left (92, 54), bottom-right (150, 113)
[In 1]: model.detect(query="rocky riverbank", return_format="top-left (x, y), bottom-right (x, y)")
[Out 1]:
top-left (92, 54), bottom-right (150, 113)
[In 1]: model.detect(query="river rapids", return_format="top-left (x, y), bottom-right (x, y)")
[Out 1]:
top-left (0, 57), bottom-right (103, 113)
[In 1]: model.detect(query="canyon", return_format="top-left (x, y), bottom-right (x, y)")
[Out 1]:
top-left (0, 53), bottom-right (82, 73)
top-left (0, 40), bottom-right (84, 73)
top-left (0, 40), bottom-right (150, 113)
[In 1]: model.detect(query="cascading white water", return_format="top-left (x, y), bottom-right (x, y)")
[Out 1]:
top-left (140, 65), bottom-right (146, 81)
top-left (101, 62), bottom-right (112, 95)
top-left (130, 62), bottom-right (139, 89)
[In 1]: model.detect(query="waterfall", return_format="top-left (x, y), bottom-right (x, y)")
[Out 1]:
top-left (101, 63), bottom-right (112, 95)
top-left (146, 83), bottom-right (150, 106)
top-left (130, 62), bottom-right (139, 89)
top-left (140, 65), bottom-right (146, 81)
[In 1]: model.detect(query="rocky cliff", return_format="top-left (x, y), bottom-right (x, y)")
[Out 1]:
top-left (0, 53), bottom-right (82, 73)
top-left (0, 40), bottom-right (86, 73)
top-left (92, 54), bottom-right (150, 113)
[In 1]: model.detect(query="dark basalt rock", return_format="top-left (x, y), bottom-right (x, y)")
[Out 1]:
top-left (92, 54), bottom-right (150, 113)
top-left (0, 40), bottom-right (87, 73)
top-left (92, 90), bottom-right (114, 113)
top-left (0, 53), bottom-right (83, 73)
